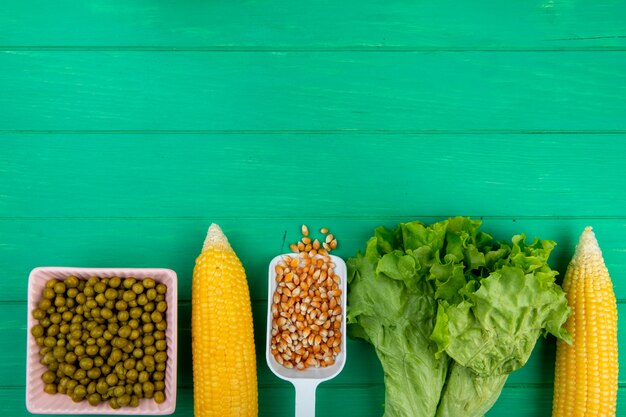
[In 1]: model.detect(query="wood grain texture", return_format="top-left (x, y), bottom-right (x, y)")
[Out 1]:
top-left (1, 0), bottom-right (625, 49)
top-left (1, 385), bottom-right (623, 417)
top-left (2, 218), bottom-right (626, 301)
top-left (1, 136), bottom-right (625, 218)
top-left (1, 52), bottom-right (625, 131)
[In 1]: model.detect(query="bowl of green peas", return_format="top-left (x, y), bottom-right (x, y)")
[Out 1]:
top-left (26, 267), bottom-right (177, 414)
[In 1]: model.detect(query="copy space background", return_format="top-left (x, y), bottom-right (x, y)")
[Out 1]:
top-left (1, 1), bottom-right (625, 415)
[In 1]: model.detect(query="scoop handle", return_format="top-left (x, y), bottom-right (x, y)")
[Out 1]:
top-left (294, 379), bottom-right (319, 417)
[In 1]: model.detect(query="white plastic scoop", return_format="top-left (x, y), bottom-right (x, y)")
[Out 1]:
top-left (266, 254), bottom-right (348, 417)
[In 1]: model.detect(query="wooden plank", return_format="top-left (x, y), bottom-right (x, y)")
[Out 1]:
top-left (0, 385), bottom-right (624, 416)
top-left (1, 0), bottom-right (625, 49)
top-left (8, 293), bottom-right (626, 387)
top-left (1, 218), bottom-right (626, 302)
top-left (1, 136), bottom-right (626, 218)
top-left (1, 53), bottom-right (625, 131)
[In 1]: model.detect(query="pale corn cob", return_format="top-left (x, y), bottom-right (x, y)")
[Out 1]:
top-left (192, 224), bottom-right (258, 417)
top-left (552, 227), bottom-right (618, 417)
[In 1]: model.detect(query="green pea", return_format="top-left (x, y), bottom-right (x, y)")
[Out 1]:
top-left (65, 351), bottom-right (77, 363)
top-left (75, 293), bottom-right (86, 304)
top-left (66, 287), bottom-right (78, 299)
top-left (86, 345), bottom-right (99, 356)
top-left (154, 381), bottom-right (165, 392)
top-left (96, 379), bottom-right (109, 394)
top-left (86, 337), bottom-right (96, 346)
top-left (132, 348), bottom-right (144, 359)
top-left (123, 291), bottom-right (136, 302)
top-left (128, 318), bottom-right (140, 329)
top-left (142, 335), bottom-right (154, 346)
top-left (118, 325), bottom-right (131, 338)
top-left (137, 294), bottom-right (148, 306)
top-left (117, 311), bottom-right (129, 322)
top-left (126, 369), bottom-right (138, 381)
top-left (153, 371), bottom-right (165, 381)
top-left (53, 345), bottom-right (66, 359)
top-left (42, 336), bottom-right (55, 349)
top-left (108, 322), bottom-right (120, 334)
top-left (115, 362), bottom-right (125, 376)
top-left (49, 312), bottom-right (61, 324)
top-left (59, 323), bottom-right (70, 335)
top-left (40, 317), bottom-right (52, 328)
top-left (88, 367), bottom-right (101, 379)
top-left (100, 363), bottom-right (111, 376)
top-left (66, 379), bottom-right (78, 391)
top-left (143, 323), bottom-right (154, 333)
top-left (85, 299), bottom-right (97, 310)
top-left (53, 282), bottom-right (66, 294)
top-left (80, 357), bottom-right (94, 370)
top-left (63, 363), bottom-right (76, 376)
top-left (94, 282), bottom-right (106, 294)
top-left (44, 383), bottom-right (57, 394)
top-left (106, 373), bottom-right (118, 386)
top-left (31, 324), bottom-right (45, 337)
top-left (141, 312), bottom-right (151, 323)
top-left (91, 308), bottom-right (101, 318)
top-left (103, 330), bottom-right (113, 341)
top-left (156, 321), bottom-right (167, 331)
top-left (65, 276), bottom-right (80, 288)
top-left (142, 381), bottom-right (154, 394)
top-left (41, 370), bottom-right (56, 384)
top-left (126, 307), bottom-right (140, 320)
top-left (155, 294), bottom-right (165, 302)
top-left (142, 355), bottom-right (155, 368)
top-left (136, 361), bottom-right (146, 372)
top-left (105, 299), bottom-right (115, 309)
top-left (156, 284), bottom-right (167, 295)
top-left (74, 345), bottom-right (86, 356)
top-left (54, 297), bottom-right (65, 307)
top-left (84, 286), bottom-right (95, 297)
top-left (154, 351), bottom-right (167, 364)
top-left (98, 338), bottom-right (112, 358)
top-left (109, 277), bottom-right (121, 288)
top-left (146, 289), bottom-right (157, 301)
top-left (95, 293), bottom-right (107, 305)
top-left (86, 381), bottom-right (96, 395)
top-left (109, 397), bottom-right (121, 409)
top-left (129, 330), bottom-right (140, 341)
top-left (123, 343), bottom-right (134, 354)
top-left (90, 326), bottom-right (104, 338)
top-left (128, 300), bottom-right (138, 308)
top-left (36, 336), bottom-right (45, 346)
top-left (62, 311), bottom-right (73, 322)
top-left (155, 338), bottom-right (167, 351)
top-left (154, 391), bottom-right (165, 404)
top-left (42, 287), bottom-right (56, 300)
top-left (123, 358), bottom-right (136, 370)
top-left (112, 386), bottom-right (125, 397)
top-left (144, 302), bottom-right (155, 313)
top-left (117, 393), bottom-right (130, 406)
top-left (156, 362), bottom-right (166, 372)
top-left (100, 308), bottom-right (113, 320)
top-left (32, 308), bottom-right (46, 321)
top-left (137, 370), bottom-right (149, 383)
top-left (88, 392), bottom-right (101, 406)
top-left (45, 279), bottom-right (59, 289)
top-left (144, 346), bottom-right (157, 356)
top-left (97, 337), bottom-right (107, 347)
top-left (74, 369), bottom-right (87, 381)
top-left (102, 288), bottom-right (115, 301)
top-left (133, 382), bottom-right (143, 396)
top-left (47, 324), bottom-right (60, 337)
top-left (123, 278), bottom-right (136, 289)
top-left (48, 361), bottom-right (59, 372)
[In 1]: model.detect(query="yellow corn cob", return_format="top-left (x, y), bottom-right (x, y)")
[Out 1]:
top-left (552, 227), bottom-right (618, 417)
top-left (192, 224), bottom-right (258, 417)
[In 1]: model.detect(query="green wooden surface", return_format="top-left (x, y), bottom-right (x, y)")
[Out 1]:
top-left (1, 1), bottom-right (625, 416)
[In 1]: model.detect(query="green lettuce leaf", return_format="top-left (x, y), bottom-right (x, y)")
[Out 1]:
top-left (347, 217), bottom-right (571, 417)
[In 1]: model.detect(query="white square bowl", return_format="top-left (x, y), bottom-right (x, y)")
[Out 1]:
top-left (26, 267), bottom-right (178, 415)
